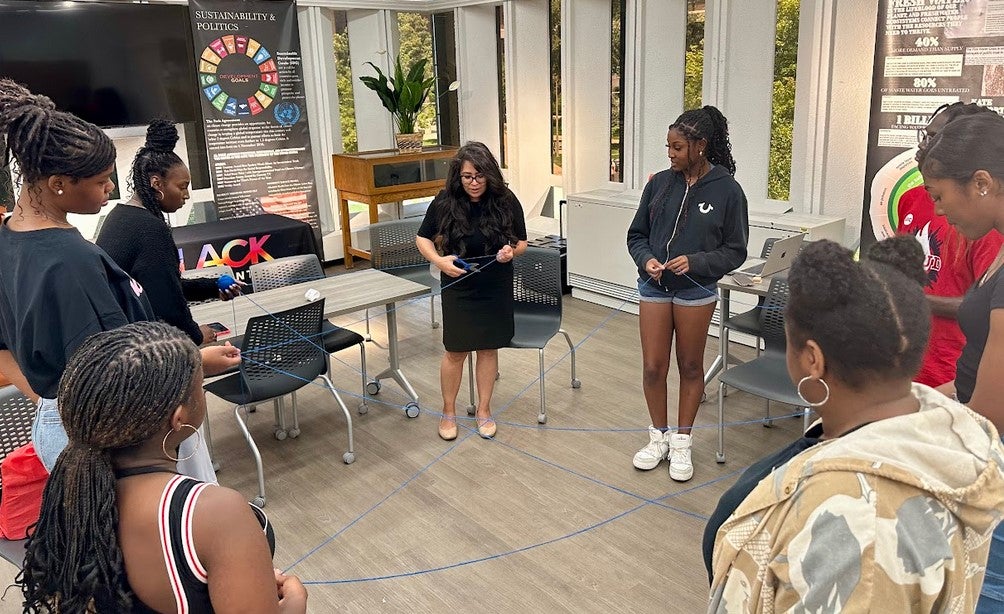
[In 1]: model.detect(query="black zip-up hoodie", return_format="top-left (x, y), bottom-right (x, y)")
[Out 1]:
top-left (627, 165), bottom-right (749, 291)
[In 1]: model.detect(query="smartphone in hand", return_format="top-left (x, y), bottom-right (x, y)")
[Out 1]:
top-left (206, 322), bottom-right (231, 338)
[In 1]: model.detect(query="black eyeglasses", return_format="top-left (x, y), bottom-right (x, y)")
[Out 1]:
top-left (460, 173), bottom-right (486, 184)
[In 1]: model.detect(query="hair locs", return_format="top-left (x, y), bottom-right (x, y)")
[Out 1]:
top-left (669, 105), bottom-right (737, 176)
top-left (19, 322), bottom-right (202, 613)
top-left (0, 78), bottom-right (115, 185)
top-left (130, 119), bottom-right (185, 222)
top-left (918, 113), bottom-right (1004, 185)
top-left (434, 142), bottom-right (517, 257)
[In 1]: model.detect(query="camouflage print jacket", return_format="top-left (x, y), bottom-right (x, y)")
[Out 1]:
top-left (709, 384), bottom-right (1004, 613)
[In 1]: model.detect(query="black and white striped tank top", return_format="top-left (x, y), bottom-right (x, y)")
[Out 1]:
top-left (131, 474), bottom-right (213, 614)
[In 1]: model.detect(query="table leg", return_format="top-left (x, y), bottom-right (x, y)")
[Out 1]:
top-left (372, 301), bottom-right (419, 403)
top-left (704, 287), bottom-right (730, 387)
top-left (340, 196), bottom-right (354, 269)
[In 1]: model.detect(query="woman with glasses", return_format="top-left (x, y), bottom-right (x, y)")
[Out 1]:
top-left (895, 103), bottom-right (1002, 389)
top-left (417, 142), bottom-right (527, 441)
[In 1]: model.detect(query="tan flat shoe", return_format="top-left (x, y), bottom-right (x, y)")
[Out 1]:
top-left (476, 416), bottom-right (496, 439)
top-left (439, 416), bottom-right (458, 441)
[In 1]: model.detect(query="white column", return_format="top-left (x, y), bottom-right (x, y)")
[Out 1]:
top-left (297, 6), bottom-right (338, 241)
top-left (347, 9), bottom-right (396, 151)
top-left (630, 0), bottom-right (687, 189)
top-left (703, 0), bottom-right (777, 208)
top-left (504, 0), bottom-right (552, 215)
top-left (455, 4), bottom-right (501, 153)
top-left (789, 0), bottom-right (877, 245)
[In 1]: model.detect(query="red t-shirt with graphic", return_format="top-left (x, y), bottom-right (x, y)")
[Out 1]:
top-left (897, 186), bottom-right (1004, 387)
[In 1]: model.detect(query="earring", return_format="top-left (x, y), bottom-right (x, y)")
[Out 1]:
top-left (162, 423), bottom-right (202, 462)
top-left (57, 189), bottom-right (63, 195)
top-left (981, 190), bottom-right (988, 197)
top-left (699, 151), bottom-right (704, 156)
top-left (796, 376), bottom-right (830, 407)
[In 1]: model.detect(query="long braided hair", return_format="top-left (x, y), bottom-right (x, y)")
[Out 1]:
top-left (130, 119), bottom-right (184, 222)
top-left (19, 322), bottom-right (202, 613)
top-left (0, 79), bottom-right (116, 186)
top-left (433, 141), bottom-right (519, 257)
top-left (668, 105), bottom-right (737, 176)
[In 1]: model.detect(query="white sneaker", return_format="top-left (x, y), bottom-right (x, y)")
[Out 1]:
top-left (668, 433), bottom-right (694, 481)
top-left (633, 426), bottom-right (670, 470)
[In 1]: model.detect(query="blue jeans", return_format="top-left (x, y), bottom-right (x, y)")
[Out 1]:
top-left (31, 398), bottom-right (67, 472)
top-left (977, 504), bottom-right (1004, 612)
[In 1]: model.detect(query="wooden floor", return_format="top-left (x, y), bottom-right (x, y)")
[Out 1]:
top-left (0, 288), bottom-right (809, 613)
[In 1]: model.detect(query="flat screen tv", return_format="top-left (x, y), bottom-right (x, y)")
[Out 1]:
top-left (0, 0), bottom-right (202, 128)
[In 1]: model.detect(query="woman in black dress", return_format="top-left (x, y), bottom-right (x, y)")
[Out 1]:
top-left (417, 142), bottom-right (527, 440)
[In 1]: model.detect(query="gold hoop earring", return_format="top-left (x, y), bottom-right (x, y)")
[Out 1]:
top-left (796, 376), bottom-right (830, 407)
top-left (162, 424), bottom-right (201, 462)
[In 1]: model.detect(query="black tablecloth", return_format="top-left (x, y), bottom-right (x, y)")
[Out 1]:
top-left (173, 214), bottom-right (319, 287)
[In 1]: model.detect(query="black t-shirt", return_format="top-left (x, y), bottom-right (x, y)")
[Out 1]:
top-left (955, 265), bottom-right (1004, 403)
top-left (417, 189), bottom-right (528, 258)
top-left (701, 423), bottom-right (823, 582)
top-left (0, 221), bottom-right (155, 398)
top-left (96, 205), bottom-right (218, 345)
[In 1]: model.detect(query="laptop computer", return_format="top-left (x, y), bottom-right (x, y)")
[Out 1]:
top-left (734, 233), bottom-right (805, 279)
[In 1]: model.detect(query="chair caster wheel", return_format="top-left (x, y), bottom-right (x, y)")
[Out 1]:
top-left (716, 452), bottom-right (726, 464)
top-left (248, 405), bottom-right (258, 413)
top-left (343, 452), bottom-right (355, 464)
top-left (537, 414), bottom-right (547, 424)
top-left (763, 420), bottom-right (774, 428)
top-left (404, 402), bottom-right (420, 418)
top-left (432, 322), bottom-right (440, 329)
top-left (358, 402), bottom-right (369, 415)
top-left (466, 405), bottom-right (476, 416)
top-left (251, 496), bottom-right (266, 508)
top-left (571, 379), bottom-right (581, 389)
top-left (288, 428), bottom-right (301, 438)
top-left (366, 381), bottom-right (381, 395)
top-left (274, 429), bottom-right (287, 441)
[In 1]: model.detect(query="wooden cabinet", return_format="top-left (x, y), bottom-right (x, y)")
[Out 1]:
top-left (333, 146), bottom-right (457, 267)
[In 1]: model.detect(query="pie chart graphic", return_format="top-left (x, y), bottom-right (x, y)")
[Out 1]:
top-left (198, 35), bottom-right (279, 117)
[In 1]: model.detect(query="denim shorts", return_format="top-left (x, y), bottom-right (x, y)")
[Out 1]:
top-left (32, 398), bottom-right (68, 472)
top-left (637, 278), bottom-right (718, 306)
top-left (977, 444), bottom-right (1004, 613)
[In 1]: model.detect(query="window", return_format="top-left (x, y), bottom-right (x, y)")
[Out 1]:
top-left (609, 0), bottom-right (626, 182)
top-left (549, 0), bottom-right (562, 175)
top-left (683, 1), bottom-right (705, 111)
top-left (332, 11), bottom-right (356, 153)
top-left (432, 12), bottom-right (460, 146)
top-left (768, 0), bottom-right (799, 200)
top-left (396, 12), bottom-right (459, 148)
top-left (397, 12), bottom-right (438, 146)
top-left (496, 6), bottom-right (508, 168)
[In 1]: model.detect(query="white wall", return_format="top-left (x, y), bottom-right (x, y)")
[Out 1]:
top-left (455, 4), bottom-right (502, 154)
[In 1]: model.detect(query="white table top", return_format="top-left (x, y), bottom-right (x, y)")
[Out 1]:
top-left (191, 268), bottom-right (429, 338)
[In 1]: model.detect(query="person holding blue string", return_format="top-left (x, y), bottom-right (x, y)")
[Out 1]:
top-left (626, 106), bottom-right (748, 482)
top-left (97, 119), bottom-right (243, 347)
top-left (416, 142), bottom-right (527, 441)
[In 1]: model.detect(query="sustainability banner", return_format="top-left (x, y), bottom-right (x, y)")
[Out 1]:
top-left (189, 0), bottom-right (320, 236)
top-left (862, 0), bottom-right (1004, 249)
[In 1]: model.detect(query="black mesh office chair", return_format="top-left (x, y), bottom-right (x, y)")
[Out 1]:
top-left (367, 219), bottom-right (440, 340)
top-left (249, 255), bottom-right (369, 415)
top-left (466, 247), bottom-right (580, 424)
top-left (0, 386), bottom-right (38, 565)
top-left (204, 301), bottom-right (354, 507)
top-left (723, 238), bottom-right (779, 358)
top-left (716, 278), bottom-right (809, 463)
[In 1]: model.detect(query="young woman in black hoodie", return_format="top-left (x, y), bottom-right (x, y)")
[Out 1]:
top-left (626, 106), bottom-right (748, 482)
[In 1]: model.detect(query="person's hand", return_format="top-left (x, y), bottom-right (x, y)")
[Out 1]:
top-left (496, 244), bottom-right (515, 263)
top-left (274, 569), bottom-right (308, 613)
top-left (665, 255), bottom-right (690, 276)
top-left (218, 279), bottom-right (247, 301)
top-left (200, 342), bottom-right (241, 376)
top-left (436, 255), bottom-right (464, 278)
top-left (644, 258), bottom-right (664, 281)
top-left (199, 324), bottom-right (217, 345)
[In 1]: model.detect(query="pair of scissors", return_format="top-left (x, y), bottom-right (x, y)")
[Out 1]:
top-left (453, 257), bottom-right (480, 272)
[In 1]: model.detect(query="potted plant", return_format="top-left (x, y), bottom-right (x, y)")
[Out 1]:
top-left (359, 55), bottom-right (436, 153)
